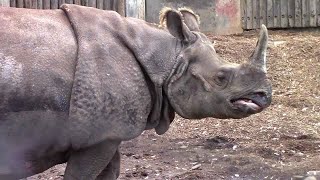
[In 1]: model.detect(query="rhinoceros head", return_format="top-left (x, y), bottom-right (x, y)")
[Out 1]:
top-left (162, 8), bottom-right (272, 119)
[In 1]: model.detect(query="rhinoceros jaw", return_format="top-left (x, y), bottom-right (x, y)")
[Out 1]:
top-left (232, 99), bottom-right (262, 111)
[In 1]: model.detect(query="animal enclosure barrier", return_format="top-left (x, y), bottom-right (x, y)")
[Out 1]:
top-left (0, 0), bottom-right (145, 19)
top-left (241, 0), bottom-right (320, 29)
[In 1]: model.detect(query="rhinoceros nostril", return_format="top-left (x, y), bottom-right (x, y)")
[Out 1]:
top-left (249, 92), bottom-right (270, 107)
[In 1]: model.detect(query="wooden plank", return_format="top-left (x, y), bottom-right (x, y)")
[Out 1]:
top-left (246, 0), bottom-right (253, 29)
top-left (10, 0), bottom-right (16, 7)
top-left (288, 0), bottom-right (295, 27)
top-left (31, 0), bottom-right (37, 8)
top-left (74, 0), bottom-right (81, 5)
top-left (103, 0), bottom-right (111, 10)
top-left (240, 0), bottom-right (247, 29)
top-left (81, 0), bottom-right (88, 6)
top-left (267, 0), bottom-right (274, 27)
top-left (65, 0), bottom-right (74, 4)
top-left (302, 0), bottom-right (310, 27)
top-left (273, 0), bottom-right (281, 27)
top-left (259, 0), bottom-right (267, 27)
top-left (17, 0), bottom-right (23, 7)
top-left (252, 0), bottom-right (259, 29)
top-left (117, 0), bottom-right (125, 16)
top-left (88, 0), bottom-right (96, 7)
top-left (97, 0), bottom-right (103, 9)
top-left (59, 0), bottom-right (65, 7)
top-left (310, 0), bottom-right (317, 26)
top-left (25, 0), bottom-right (32, 8)
top-left (295, 0), bottom-right (302, 27)
top-left (37, 0), bottom-right (43, 9)
top-left (280, 0), bottom-right (288, 27)
top-left (317, 0), bottom-right (320, 26)
top-left (73, 0), bottom-right (79, 5)
top-left (43, 0), bottom-right (50, 8)
top-left (51, 0), bottom-right (59, 9)
top-left (138, 0), bottom-right (145, 19)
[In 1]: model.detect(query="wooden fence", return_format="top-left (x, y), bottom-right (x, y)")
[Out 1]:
top-left (2, 0), bottom-right (320, 30)
top-left (0, 0), bottom-right (139, 17)
top-left (241, 0), bottom-right (320, 29)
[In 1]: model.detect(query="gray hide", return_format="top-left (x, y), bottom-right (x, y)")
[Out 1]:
top-left (0, 4), bottom-right (272, 180)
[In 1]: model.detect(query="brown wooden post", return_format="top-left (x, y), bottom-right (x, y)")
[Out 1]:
top-left (138, 0), bottom-right (145, 19)
top-left (117, 0), bottom-right (126, 16)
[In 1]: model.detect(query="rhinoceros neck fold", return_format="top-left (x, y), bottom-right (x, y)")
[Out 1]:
top-left (115, 19), bottom-right (181, 134)
top-left (61, 4), bottom-right (179, 144)
top-left (117, 21), bottom-right (182, 87)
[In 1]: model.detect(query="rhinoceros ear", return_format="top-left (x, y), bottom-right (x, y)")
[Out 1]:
top-left (179, 7), bottom-right (200, 31)
top-left (160, 7), bottom-right (196, 43)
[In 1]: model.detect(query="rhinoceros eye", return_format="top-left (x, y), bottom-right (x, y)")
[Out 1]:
top-left (214, 69), bottom-right (231, 87)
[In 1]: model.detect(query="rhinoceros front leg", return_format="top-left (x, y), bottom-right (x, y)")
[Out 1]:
top-left (64, 140), bottom-right (121, 180)
top-left (96, 149), bottom-right (120, 180)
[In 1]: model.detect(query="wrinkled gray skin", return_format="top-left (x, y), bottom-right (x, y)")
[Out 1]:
top-left (0, 5), bottom-right (271, 180)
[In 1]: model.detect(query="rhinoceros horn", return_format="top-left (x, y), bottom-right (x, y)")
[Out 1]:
top-left (250, 24), bottom-right (268, 72)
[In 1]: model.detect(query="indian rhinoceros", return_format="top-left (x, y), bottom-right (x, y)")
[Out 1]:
top-left (0, 4), bottom-right (272, 180)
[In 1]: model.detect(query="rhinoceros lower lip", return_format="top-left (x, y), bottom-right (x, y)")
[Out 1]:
top-left (231, 98), bottom-right (262, 111)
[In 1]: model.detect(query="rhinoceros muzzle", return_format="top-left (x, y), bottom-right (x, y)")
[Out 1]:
top-left (231, 92), bottom-right (269, 114)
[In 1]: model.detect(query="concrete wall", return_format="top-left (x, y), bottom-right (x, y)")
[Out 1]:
top-left (145, 0), bottom-right (242, 35)
top-left (0, 0), bottom-right (10, 7)
top-left (126, 0), bottom-right (145, 19)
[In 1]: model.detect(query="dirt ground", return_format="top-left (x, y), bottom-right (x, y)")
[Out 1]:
top-left (24, 29), bottom-right (320, 180)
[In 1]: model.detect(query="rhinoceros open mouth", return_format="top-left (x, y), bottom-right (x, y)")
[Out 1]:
top-left (230, 92), bottom-right (268, 114)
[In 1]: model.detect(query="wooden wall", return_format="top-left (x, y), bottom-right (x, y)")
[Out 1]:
top-left (241, 0), bottom-right (320, 29)
top-left (0, 0), bottom-right (127, 16)
top-left (145, 0), bottom-right (243, 35)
